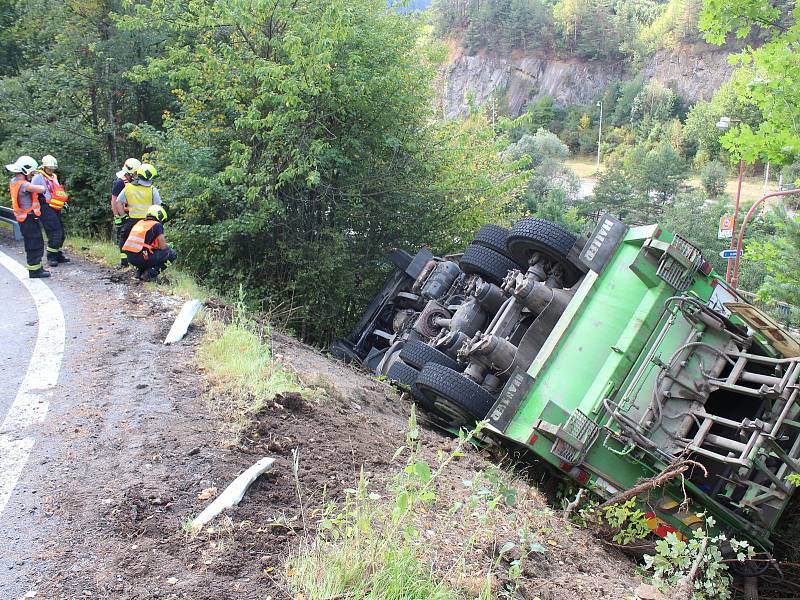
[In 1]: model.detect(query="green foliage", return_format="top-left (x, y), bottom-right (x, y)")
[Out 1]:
top-left (600, 498), bottom-right (651, 545)
top-left (503, 128), bottom-right (584, 231)
top-left (198, 308), bottom-right (302, 434)
top-left (432, 0), bottom-right (674, 61)
top-left (699, 0), bottom-right (800, 164)
top-left (699, 160), bottom-right (728, 197)
top-left (643, 515), bottom-right (754, 600)
top-left (745, 208), bottom-right (800, 306)
top-left (122, 0), bottom-right (523, 344)
top-left (0, 0), bottom-right (170, 233)
top-left (787, 473), bottom-right (800, 487)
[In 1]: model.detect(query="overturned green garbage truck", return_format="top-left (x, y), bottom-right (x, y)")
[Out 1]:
top-left (332, 214), bottom-right (800, 552)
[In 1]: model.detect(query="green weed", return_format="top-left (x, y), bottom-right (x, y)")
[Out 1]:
top-left (197, 312), bottom-right (301, 436)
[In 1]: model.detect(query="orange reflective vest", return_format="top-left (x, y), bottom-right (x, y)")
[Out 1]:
top-left (9, 178), bottom-right (41, 223)
top-left (39, 171), bottom-right (69, 211)
top-left (122, 219), bottom-right (159, 254)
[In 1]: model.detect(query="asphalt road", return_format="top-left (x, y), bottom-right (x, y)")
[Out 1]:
top-left (0, 248), bottom-right (38, 421)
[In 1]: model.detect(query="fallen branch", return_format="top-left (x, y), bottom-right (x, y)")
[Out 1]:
top-left (597, 459), bottom-right (708, 511)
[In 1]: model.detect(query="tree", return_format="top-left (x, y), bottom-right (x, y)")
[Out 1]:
top-left (746, 210), bottom-right (800, 305)
top-left (586, 167), bottom-right (644, 222)
top-left (699, 0), bottom-right (799, 165)
top-left (124, 0), bottom-right (524, 343)
top-left (0, 0), bottom-right (171, 231)
top-left (699, 160), bottom-right (728, 198)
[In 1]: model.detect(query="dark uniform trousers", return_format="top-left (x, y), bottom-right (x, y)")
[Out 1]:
top-left (19, 214), bottom-right (44, 268)
top-left (38, 203), bottom-right (65, 259)
top-left (127, 247), bottom-right (178, 277)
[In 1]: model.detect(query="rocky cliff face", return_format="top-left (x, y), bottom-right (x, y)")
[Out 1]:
top-left (439, 43), bottom-right (735, 118)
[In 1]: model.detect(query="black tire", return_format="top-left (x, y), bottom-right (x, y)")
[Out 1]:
top-left (416, 363), bottom-right (496, 428)
top-left (506, 217), bottom-right (580, 285)
top-left (399, 339), bottom-right (462, 372)
top-left (386, 360), bottom-right (424, 401)
top-left (472, 224), bottom-right (516, 261)
top-left (458, 244), bottom-right (518, 285)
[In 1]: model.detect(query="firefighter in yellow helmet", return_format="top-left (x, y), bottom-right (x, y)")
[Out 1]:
top-left (121, 204), bottom-right (177, 282)
top-left (111, 157), bottom-right (142, 267)
top-left (32, 155), bottom-right (71, 267)
top-left (115, 163), bottom-right (162, 268)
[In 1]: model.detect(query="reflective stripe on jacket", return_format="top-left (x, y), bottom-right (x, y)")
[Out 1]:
top-left (39, 171), bottom-right (69, 211)
top-left (123, 183), bottom-right (153, 218)
top-left (121, 219), bottom-right (159, 254)
top-left (9, 179), bottom-right (41, 222)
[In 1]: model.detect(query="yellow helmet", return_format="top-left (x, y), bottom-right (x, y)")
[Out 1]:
top-left (136, 163), bottom-right (158, 181)
top-left (146, 204), bottom-right (167, 222)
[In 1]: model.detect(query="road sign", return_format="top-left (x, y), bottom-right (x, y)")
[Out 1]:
top-left (718, 214), bottom-right (733, 239)
top-left (720, 249), bottom-right (742, 259)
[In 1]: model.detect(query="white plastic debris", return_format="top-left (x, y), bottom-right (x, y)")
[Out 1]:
top-left (191, 457), bottom-right (276, 530)
top-left (163, 299), bottom-right (203, 344)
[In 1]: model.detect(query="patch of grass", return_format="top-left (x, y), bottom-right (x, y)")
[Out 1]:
top-left (65, 235), bottom-right (120, 267)
top-left (198, 313), bottom-right (302, 435)
top-left (146, 268), bottom-right (209, 301)
top-left (565, 155), bottom-right (604, 179)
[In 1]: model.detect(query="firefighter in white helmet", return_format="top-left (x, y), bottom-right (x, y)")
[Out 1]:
top-left (5, 156), bottom-right (49, 277)
top-left (31, 154), bottom-right (71, 266)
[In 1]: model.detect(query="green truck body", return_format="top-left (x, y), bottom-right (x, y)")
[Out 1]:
top-left (487, 220), bottom-right (799, 549)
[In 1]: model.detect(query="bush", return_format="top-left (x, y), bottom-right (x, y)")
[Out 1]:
top-left (700, 160), bottom-right (728, 198)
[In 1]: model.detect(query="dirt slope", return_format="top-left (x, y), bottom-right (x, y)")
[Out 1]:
top-left (2, 250), bottom-right (641, 600)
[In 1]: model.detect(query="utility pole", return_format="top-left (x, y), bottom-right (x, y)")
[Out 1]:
top-left (717, 116), bottom-right (745, 285)
top-left (596, 100), bottom-right (603, 172)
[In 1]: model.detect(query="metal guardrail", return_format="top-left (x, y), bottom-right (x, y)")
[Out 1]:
top-left (0, 206), bottom-right (22, 241)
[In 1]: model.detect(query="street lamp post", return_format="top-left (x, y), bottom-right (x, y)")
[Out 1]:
top-left (596, 100), bottom-right (603, 172)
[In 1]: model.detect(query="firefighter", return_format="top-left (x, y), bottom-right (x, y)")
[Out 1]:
top-left (5, 156), bottom-right (49, 278)
top-left (121, 204), bottom-right (177, 281)
top-left (111, 157), bottom-right (141, 267)
top-left (115, 163), bottom-right (161, 266)
top-left (32, 155), bottom-right (70, 267)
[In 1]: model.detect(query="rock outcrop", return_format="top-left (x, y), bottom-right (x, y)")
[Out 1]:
top-left (439, 43), bottom-right (735, 118)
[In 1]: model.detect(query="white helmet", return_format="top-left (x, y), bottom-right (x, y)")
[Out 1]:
top-left (116, 157), bottom-right (142, 179)
top-left (41, 155), bottom-right (58, 169)
top-left (5, 155), bottom-right (39, 175)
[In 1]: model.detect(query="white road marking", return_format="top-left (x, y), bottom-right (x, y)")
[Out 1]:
top-left (0, 251), bottom-right (65, 516)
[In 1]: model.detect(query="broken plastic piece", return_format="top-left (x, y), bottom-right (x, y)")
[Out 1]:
top-left (191, 456), bottom-right (276, 530)
top-left (163, 299), bottom-right (203, 344)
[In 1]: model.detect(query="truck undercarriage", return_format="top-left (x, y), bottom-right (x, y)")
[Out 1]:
top-left (332, 214), bottom-right (800, 553)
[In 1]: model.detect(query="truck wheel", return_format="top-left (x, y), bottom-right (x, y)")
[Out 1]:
top-left (506, 217), bottom-right (581, 285)
top-left (386, 360), bottom-right (425, 401)
top-left (459, 244), bottom-right (518, 285)
top-left (472, 224), bottom-right (516, 262)
top-left (399, 339), bottom-right (463, 372)
top-left (416, 363), bottom-right (495, 428)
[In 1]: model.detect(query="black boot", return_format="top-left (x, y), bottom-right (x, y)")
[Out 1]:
top-left (29, 268), bottom-right (51, 279)
top-left (141, 268), bottom-right (159, 282)
top-left (47, 255), bottom-right (59, 267)
top-left (57, 252), bottom-right (70, 263)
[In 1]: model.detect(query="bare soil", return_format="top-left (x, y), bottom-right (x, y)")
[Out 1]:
top-left (5, 253), bottom-right (645, 600)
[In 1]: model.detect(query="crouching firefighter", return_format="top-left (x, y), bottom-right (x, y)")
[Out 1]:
top-left (121, 205), bottom-right (177, 282)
